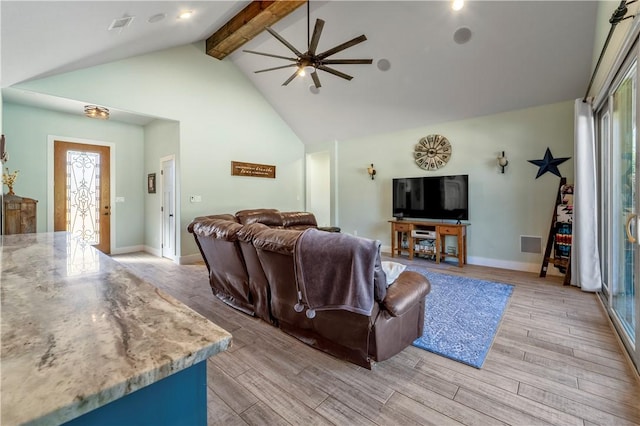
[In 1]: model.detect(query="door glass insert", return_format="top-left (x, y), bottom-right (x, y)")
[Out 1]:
top-left (612, 61), bottom-right (636, 343)
top-left (66, 150), bottom-right (101, 245)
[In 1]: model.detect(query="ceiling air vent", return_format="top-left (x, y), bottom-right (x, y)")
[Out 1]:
top-left (108, 16), bottom-right (135, 32)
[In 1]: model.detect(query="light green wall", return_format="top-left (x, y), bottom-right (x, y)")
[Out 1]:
top-left (144, 119), bottom-right (180, 252)
top-left (2, 102), bottom-right (145, 248)
top-left (335, 100), bottom-right (574, 272)
top-left (15, 42), bottom-right (305, 260)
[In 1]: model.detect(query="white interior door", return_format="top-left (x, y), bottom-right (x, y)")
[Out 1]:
top-left (161, 157), bottom-right (176, 259)
top-left (306, 151), bottom-right (331, 226)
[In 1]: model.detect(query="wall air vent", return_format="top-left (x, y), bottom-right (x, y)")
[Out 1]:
top-left (521, 235), bottom-right (542, 254)
top-left (108, 16), bottom-right (135, 32)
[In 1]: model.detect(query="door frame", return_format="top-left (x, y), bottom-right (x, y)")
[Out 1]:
top-left (47, 135), bottom-right (116, 249)
top-left (160, 155), bottom-right (177, 260)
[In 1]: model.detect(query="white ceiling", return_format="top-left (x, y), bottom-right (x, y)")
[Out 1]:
top-left (1, 1), bottom-right (599, 144)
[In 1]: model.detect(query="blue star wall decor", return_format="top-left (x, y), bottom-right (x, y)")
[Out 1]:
top-left (528, 148), bottom-right (571, 179)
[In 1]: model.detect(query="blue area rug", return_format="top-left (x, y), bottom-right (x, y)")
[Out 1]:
top-left (408, 267), bottom-right (514, 368)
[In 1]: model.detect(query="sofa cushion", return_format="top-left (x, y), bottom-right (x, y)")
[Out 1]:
top-left (191, 218), bottom-right (243, 242)
top-left (252, 228), bottom-right (303, 255)
top-left (187, 214), bottom-right (237, 232)
top-left (281, 211), bottom-right (318, 228)
top-left (236, 222), bottom-right (270, 243)
top-left (236, 209), bottom-right (283, 227)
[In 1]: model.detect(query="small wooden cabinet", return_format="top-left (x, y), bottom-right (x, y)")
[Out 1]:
top-left (389, 220), bottom-right (469, 267)
top-left (3, 194), bottom-right (38, 234)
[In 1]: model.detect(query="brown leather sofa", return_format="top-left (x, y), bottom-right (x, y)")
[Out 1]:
top-left (188, 209), bottom-right (431, 368)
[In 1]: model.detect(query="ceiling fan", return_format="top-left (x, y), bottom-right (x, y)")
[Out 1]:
top-left (243, 2), bottom-right (372, 88)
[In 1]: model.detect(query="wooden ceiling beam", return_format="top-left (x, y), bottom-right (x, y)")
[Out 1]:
top-left (206, 0), bottom-right (305, 60)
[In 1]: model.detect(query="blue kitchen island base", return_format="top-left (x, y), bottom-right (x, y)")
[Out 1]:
top-left (64, 360), bottom-right (207, 426)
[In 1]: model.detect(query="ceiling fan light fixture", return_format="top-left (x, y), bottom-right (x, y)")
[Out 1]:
top-left (452, 0), bottom-right (464, 11)
top-left (245, 1), bottom-right (371, 88)
top-left (84, 105), bottom-right (110, 120)
top-left (303, 65), bottom-right (316, 76)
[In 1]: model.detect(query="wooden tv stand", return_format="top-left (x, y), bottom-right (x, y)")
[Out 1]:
top-left (389, 220), bottom-right (469, 267)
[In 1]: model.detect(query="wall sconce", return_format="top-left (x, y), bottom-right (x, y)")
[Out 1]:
top-left (367, 164), bottom-right (376, 180)
top-left (497, 151), bottom-right (509, 173)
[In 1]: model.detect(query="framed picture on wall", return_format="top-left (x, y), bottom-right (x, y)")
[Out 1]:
top-left (148, 173), bottom-right (156, 194)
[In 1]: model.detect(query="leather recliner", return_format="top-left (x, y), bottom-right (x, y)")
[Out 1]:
top-left (188, 209), bottom-right (431, 368)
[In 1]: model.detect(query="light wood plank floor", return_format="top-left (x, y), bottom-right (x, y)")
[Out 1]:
top-left (111, 252), bottom-right (640, 426)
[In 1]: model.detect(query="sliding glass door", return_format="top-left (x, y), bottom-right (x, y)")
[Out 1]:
top-left (598, 53), bottom-right (639, 372)
top-left (612, 62), bottom-right (636, 343)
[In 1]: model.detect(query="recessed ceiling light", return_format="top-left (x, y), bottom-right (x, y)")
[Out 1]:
top-left (453, 27), bottom-right (472, 44)
top-left (377, 59), bottom-right (391, 72)
top-left (148, 13), bottom-right (166, 24)
top-left (177, 10), bottom-right (193, 20)
top-left (309, 85), bottom-right (320, 95)
top-left (452, 0), bottom-right (464, 11)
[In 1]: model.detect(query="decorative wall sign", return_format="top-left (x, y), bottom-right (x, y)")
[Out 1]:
top-left (231, 161), bottom-right (276, 179)
top-left (147, 173), bottom-right (156, 193)
top-left (414, 134), bottom-right (451, 171)
top-left (528, 148), bottom-right (570, 179)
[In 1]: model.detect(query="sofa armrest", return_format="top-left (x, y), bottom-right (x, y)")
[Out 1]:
top-left (381, 271), bottom-right (431, 317)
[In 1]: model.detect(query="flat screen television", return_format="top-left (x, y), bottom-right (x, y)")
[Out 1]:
top-left (392, 175), bottom-right (469, 221)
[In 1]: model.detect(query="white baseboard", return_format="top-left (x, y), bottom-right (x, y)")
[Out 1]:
top-left (380, 245), bottom-right (563, 276)
top-left (143, 245), bottom-right (162, 258)
top-left (110, 245), bottom-right (144, 255)
top-left (180, 253), bottom-right (203, 265)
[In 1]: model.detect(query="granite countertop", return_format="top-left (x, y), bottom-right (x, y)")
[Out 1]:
top-left (0, 232), bottom-right (232, 426)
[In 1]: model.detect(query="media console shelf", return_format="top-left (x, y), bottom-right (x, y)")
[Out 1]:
top-left (389, 220), bottom-right (469, 267)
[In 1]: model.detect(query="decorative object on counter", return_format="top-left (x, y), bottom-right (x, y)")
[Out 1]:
top-left (84, 105), bottom-right (110, 120)
top-left (528, 147), bottom-right (570, 179)
top-left (147, 173), bottom-right (156, 194)
top-left (414, 134), bottom-right (451, 171)
top-left (367, 163), bottom-right (376, 180)
top-left (409, 267), bottom-right (514, 368)
top-left (231, 161), bottom-right (276, 179)
top-left (497, 150), bottom-right (508, 173)
top-left (2, 168), bottom-right (19, 195)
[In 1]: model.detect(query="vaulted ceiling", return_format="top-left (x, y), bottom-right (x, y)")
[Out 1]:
top-left (1, 1), bottom-right (599, 144)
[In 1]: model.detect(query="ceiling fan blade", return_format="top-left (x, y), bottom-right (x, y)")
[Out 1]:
top-left (265, 26), bottom-right (303, 57)
top-left (321, 59), bottom-right (373, 65)
top-left (282, 70), bottom-right (299, 86)
top-left (311, 71), bottom-right (322, 88)
top-left (255, 64), bottom-right (298, 74)
top-left (243, 50), bottom-right (298, 62)
top-left (317, 65), bottom-right (353, 81)
top-left (308, 19), bottom-right (325, 56)
top-left (317, 35), bottom-right (367, 60)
